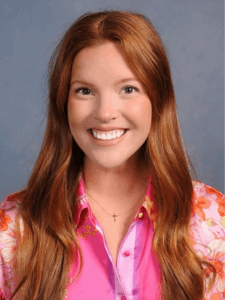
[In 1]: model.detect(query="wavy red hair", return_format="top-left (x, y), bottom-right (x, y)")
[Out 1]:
top-left (9, 10), bottom-right (216, 300)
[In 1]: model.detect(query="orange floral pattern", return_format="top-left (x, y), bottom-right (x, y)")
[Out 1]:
top-left (193, 196), bottom-right (211, 221)
top-left (0, 210), bottom-right (11, 232)
top-left (190, 181), bottom-right (225, 299)
top-left (216, 197), bottom-right (225, 217)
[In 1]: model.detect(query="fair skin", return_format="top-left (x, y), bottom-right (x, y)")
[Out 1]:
top-left (67, 41), bottom-right (152, 217)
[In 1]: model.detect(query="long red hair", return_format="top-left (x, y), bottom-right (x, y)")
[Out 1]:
top-left (9, 9), bottom-right (216, 300)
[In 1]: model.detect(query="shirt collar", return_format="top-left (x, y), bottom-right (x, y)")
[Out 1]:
top-left (74, 170), bottom-right (157, 229)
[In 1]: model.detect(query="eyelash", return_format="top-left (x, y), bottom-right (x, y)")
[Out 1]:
top-left (74, 86), bottom-right (139, 96)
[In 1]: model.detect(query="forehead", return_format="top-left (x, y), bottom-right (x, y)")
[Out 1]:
top-left (71, 42), bottom-right (136, 79)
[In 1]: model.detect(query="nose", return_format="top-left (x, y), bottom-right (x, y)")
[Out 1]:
top-left (94, 94), bottom-right (119, 122)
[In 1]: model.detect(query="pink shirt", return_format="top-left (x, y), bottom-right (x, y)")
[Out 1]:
top-left (0, 172), bottom-right (224, 299)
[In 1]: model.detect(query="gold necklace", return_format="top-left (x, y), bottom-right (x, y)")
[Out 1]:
top-left (85, 190), bottom-right (146, 222)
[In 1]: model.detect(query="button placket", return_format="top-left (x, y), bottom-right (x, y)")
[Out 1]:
top-left (116, 222), bottom-right (138, 299)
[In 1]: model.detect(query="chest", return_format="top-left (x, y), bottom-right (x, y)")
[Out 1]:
top-left (101, 224), bottom-right (127, 265)
top-left (94, 211), bottom-right (138, 266)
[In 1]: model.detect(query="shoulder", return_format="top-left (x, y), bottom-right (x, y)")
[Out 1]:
top-left (191, 181), bottom-right (224, 224)
top-left (190, 182), bottom-right (225, 297)
top-left (0, 192), bottom-right (21, 233)
top-left (0, 191), bottom-right (23, 243)
top-left (0, 192), bottom-right (23, 298)
top-left (192, 180), bottom-right (224, 199)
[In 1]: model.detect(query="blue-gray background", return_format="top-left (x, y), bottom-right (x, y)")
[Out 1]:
top-left (0, 0), bottom-right (224, 202)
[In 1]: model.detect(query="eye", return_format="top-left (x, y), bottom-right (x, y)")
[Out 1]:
top-left (74, 87), bottom-right (92, 95)
top-left (122, 86), bottom-right (138, 94)
top-left (73, 85), bottom-right (139, 96)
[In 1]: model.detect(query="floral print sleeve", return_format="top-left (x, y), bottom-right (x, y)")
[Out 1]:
top-left (0, 194), bottom-right (20, 299)
top-left (191, 182), bottom-right (225, 300)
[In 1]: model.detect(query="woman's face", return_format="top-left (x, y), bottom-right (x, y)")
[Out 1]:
top-left (67, 41), bottom-right (152, 171)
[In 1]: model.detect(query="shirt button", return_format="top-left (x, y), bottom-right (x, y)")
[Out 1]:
top-left (121, 297), bottom-right (127, 300)
top-left (123, 251), bottom-right (130, 257)
top-left (138, 212), bottom-right (143, 218)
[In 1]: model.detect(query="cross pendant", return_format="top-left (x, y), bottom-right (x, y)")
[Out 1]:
top-left (113, 213), bottom-right (118, 222)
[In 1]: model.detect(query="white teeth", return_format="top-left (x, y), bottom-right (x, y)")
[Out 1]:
top-left (91, 129), bottom-right (126, 140)
top-left (112, 132), bottom-right (117, 139)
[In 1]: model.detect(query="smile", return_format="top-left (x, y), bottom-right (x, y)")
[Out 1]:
top-left (91, 129), bottom-right (126, 140)
top-left (88, 129), bottom-right (128, 145)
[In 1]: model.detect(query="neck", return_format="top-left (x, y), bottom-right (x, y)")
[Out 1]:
top-left (82, 157), bottom-right (149, 211)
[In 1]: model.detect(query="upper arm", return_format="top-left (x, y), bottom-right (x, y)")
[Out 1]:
top-left (0, 196), bottom-right (18, 299)
top-left (191, 182), bottom-right (225, 298)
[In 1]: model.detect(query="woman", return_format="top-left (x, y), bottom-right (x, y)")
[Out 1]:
top-left (0, 9), bottom-right (224, 300)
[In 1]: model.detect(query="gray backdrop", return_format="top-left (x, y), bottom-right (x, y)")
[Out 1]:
top-left (1, 0), bottom-right (224, 202)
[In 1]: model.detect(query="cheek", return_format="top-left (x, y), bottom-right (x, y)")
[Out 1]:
top-left (67, 102), bottom-right (85, 128)
top-left (143, 98), bottom-right (152, 123)
top-left (131, 99), bottom-right (152, 131)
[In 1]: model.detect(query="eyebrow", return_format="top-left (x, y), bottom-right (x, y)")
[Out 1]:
top-left (70, 77), bottom-right (139, 87)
